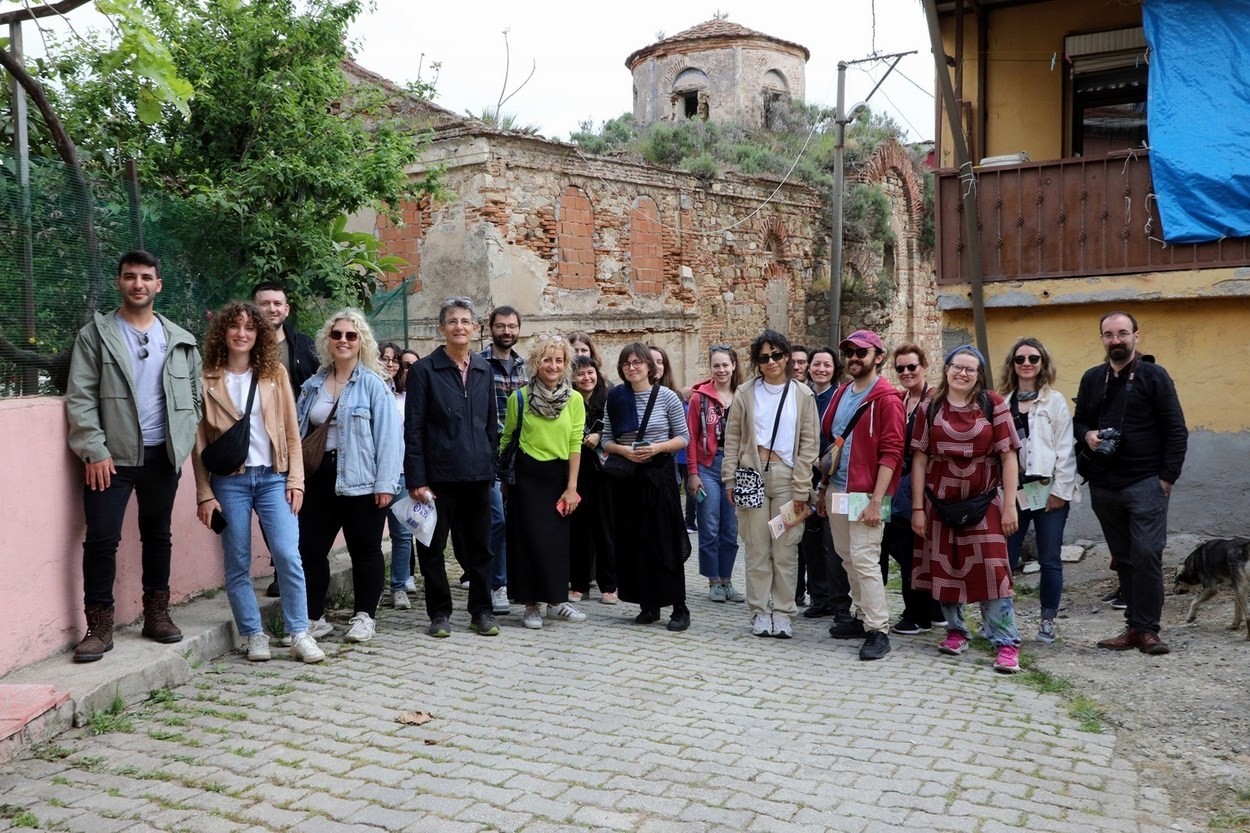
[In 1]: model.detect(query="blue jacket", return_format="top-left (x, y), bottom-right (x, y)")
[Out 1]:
top-left (297, 363), bottom-right (402, 496)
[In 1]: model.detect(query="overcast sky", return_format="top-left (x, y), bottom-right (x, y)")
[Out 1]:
top-left (345, 1), bottom-right (938, 142)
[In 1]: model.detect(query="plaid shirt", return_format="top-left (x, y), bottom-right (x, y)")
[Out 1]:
top-left (479, 346), bottom-right (526, 432)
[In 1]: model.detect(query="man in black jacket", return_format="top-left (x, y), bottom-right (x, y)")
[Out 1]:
top-left (406, 297), bottom-right (500, 638)
top-left (1074, 311), bottom-right (1187, 655)
top-left (252, 281), bottom-right (318, 396)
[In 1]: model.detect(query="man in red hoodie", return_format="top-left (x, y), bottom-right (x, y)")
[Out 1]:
top-left (818, 330), bottom-right (905, 660)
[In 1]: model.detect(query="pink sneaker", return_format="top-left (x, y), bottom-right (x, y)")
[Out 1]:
top-left (938, 630), bottom-right (968, 655)
top-left (993, 644), bottom-right (1021, 674)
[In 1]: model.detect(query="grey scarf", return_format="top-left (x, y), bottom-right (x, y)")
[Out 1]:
top-left (527, 379), bottom-right (572, 419)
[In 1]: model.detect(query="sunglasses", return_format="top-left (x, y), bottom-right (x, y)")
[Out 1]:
top-left (329, 329), bottom-right (359, 342)
top-left (135, 331), bottom-right (150, 360)
top-left (841, 346), bottom-right (870, 359)
top-left (757, 350), bottom-right (787, 365)
top-left (1013, 354), bottom-right (1042, 366)
top-left (894, 363), bottom-right (919, 374)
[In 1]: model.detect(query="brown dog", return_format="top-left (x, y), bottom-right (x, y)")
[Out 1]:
top-left (1174, 538), bottom-right (1250, 639)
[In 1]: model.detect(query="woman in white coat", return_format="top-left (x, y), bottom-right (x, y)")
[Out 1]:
top-left (996, 337), bottom-right (1077, 644)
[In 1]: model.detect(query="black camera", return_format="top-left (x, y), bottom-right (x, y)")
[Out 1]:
top-left (1094, 427), bottom-right (1121, 456)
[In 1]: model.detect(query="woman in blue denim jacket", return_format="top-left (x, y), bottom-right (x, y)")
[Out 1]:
top-left (296, 309), bottom-right (403, 645)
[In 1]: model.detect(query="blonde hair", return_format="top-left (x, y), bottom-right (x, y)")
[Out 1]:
top-left (315, 308), bottom-right (385, 377)
top-left (525, 332), bottom-right (574, 385)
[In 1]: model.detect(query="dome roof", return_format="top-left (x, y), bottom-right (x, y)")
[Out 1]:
top-left (625, 19), bottom-right (810, 68)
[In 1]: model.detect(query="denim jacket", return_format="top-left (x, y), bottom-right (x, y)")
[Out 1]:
top-left (297, 364), bottom-right (402, 496)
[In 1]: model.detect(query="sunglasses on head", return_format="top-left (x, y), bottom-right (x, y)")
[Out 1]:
top-left (1013, 354), bottom-right (1042, 365)
top-left (894, 363), bottom-right (919, 374)
top-left (841, 346), bottom-right (870, 359)
top-left (329, 329), bottom-right (359, 342)
top-left (756, 350), bottom-right (787, 365)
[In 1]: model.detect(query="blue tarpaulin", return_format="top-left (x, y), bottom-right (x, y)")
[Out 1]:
top-left (1143, 0), bottom-right (1250, 244)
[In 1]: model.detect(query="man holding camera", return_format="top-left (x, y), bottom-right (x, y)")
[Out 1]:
top-left (1074, 312), bottom-right (1187, 655)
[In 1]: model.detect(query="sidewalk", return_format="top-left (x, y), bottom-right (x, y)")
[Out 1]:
top-left (0, 548), bottom-right (1200, 833)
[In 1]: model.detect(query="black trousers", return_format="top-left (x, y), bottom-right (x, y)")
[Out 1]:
top-left (419, 480), bottom-right (495, 619)
top-left (82, 445), bottom-right (179, 607)
top-left (299, 451), bottom-right (386, 620)
top-left (797, 515), bottom-right (828, 605)
top-left (882, 520), bottom-right (941, 626)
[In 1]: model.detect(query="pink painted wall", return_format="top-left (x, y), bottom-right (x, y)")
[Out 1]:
top-left (0, 397), bottom-right (270, 678)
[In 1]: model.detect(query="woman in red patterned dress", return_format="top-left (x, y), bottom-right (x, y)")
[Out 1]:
top-left (910, 345), bottom-right (1023, 673)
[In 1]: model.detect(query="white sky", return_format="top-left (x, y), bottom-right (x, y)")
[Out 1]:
top-left (346, 1), bottom-right (938, 142)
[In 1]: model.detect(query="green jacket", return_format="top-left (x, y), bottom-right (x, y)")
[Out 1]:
top-left (65, 310), bottom-right (203, 469)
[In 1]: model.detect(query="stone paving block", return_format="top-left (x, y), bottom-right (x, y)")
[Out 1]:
top-left (401, 792), bottom-right (475, 817)
top-left (457, 802), bottom-right (531, 832)
top-left (571, 805), bottom-right (643, 831)
top-left (293, 791), bottom-right (371, 821)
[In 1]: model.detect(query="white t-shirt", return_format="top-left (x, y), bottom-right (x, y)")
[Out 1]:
top-left (224, 369), bottom-right (272, 468)
top-left (753, 380), bottom-right (797, 468)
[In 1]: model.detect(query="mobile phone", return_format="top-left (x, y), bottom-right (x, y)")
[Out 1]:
top-left (695, 487), bottom-right (707, 503)
top-left (631, 441), bottom-right (651, 450)
top-left (210, 508), bottom-right (228, 535)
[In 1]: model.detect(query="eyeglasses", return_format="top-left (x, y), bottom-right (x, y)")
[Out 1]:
top-left (1013, 354), bottom-right (1042, 366)
top-left (622, 359), bottom-right (648, 370)
top-left (757, 350), bottom-right (787, 365)
top-left (135, 331), bottom-right (150, 360)
top-left (329, 329), bottom-right (359, 342)
top-left (493, 323), bottom-right (520, 332)
top-left (381, 356), bottom-right (399, 365)
top-left (1101, 329), bottom-right (1134, 341)
top-left (894, 363), bottom-right (919, 374)
top-left (711, 344), bottom-right (731, 352)
top-left (536, 333), bottom-right (565, 343)
top-left (841, 346), bottom-right (870, 359)
top-left (947, 364), bottom-right (979, 376)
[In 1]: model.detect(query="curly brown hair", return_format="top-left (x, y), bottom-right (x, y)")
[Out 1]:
top-left (203, 301), bottom-right (280, 379)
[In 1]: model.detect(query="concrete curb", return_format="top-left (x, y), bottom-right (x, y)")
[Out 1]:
top-left (0, 552), bottom-right (354, 762)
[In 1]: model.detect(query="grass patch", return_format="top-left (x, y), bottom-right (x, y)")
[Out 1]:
top-left (50, 775), bottom-right (70, 786)
top-left (264, 611), bottom-right (287, 642)
top-left (149, 729), bottom-right (186, 743)
top-left (1210, 809), bottom-right (1250, 832)
top-left (1069, 695), bottom-right (1107, 733)
top-left (0, 806), bottom-right (39, 828)
top-left (88, 696), bottom-right (132, 735)
top-left (31, 744), bottom-right (72, 761)
top-left (148, 688), bottom-right (177, 705)
top-left (1019, 667), bottom-right (1074, 696)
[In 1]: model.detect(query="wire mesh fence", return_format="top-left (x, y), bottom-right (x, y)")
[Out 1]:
top-left (0, 152), bottom-right (413, 397)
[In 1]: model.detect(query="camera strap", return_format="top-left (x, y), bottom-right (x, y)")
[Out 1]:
top-left (1098, 356), bottom-right (1138, 434)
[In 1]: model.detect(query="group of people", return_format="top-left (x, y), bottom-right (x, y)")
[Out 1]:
top-left (65, 250), bottom-right (1187, 671)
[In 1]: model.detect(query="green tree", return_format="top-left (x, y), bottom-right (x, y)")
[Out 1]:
top-left (44, 0), bottom-right (440, 310)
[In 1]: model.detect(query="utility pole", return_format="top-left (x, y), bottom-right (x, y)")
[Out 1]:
top-left (828, 51), bottom-right (913, 348)
top-left (11, 20), bottom-right (36, 394)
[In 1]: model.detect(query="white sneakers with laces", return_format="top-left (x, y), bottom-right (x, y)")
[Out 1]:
top-left (288, 632), bottom-right (326, 663)
top-left (752, 612), bottom-right (772, 637)
top-left (547, 602), bottom-right (587, 622)
top-left (522, 606), bottom-right (543, 629)
top-left (492, 586), bottom-right (511, 614)
top-left (244, 633), bottom-right (271, 661)
top-left (345, 612), bottom-right (375, 643)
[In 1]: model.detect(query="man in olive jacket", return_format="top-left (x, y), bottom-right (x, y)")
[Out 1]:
top-left (65, 250), bottom-right (203, 662)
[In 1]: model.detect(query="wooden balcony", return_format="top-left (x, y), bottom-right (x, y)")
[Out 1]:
top-left (935, 150), bottom-right (1250, 284)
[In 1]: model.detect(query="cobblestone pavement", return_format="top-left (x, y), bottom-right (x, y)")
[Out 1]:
top-left (0, 552), bottom-right (1196, 833)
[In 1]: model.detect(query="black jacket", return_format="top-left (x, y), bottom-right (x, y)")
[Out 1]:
top-left (404, 346), bottom-right (498, 487)
top-left (1073, 356), bottom-right (1187, 488)
top-left (281, 323), bottom-right (319, 396)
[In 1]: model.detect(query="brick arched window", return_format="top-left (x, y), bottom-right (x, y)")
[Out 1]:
top-left (556, 186), bottom-right (594, 290)
top-left (629, 196), bottom-right (663, 294)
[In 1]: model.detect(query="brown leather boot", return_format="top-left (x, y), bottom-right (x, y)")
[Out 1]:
top-left (1096, 627), bottom-right (1140, 650)
top-left (73, 604), bottom-right (115, 663)
top-left (1137, 631), bottom-right (1170, 655)
top-left (141, 589), bottom-right (183, 644)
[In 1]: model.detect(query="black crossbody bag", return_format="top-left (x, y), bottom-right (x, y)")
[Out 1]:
top-left (201, 374), bottom-right (259, 476)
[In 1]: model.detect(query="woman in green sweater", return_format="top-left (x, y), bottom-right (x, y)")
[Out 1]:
top-left (500, 333), bottom-right (588, 629)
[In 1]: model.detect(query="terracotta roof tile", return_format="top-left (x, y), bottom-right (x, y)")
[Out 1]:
top-left (626, 18), bottom-right (810, 67)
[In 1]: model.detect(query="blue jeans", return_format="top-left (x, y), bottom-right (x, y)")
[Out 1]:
top-left (1007, 502), bottom-right (1070, 620)
top-left (941, 597), bottom-right (1020, 648)
top-left (694, 453), bottom-right (738, 581)
top-left (212, 466), bottom-right (308, 637)
top-left (387, 495), bottom-right (414, 592)
top-left (490, 479), bottom-right (507, 590)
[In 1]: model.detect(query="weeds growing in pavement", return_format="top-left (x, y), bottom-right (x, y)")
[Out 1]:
top-left (1068, 695), bottom-right (1107, 733)
top-left (30, 744), bottom-right (72, 761)
top-left (88, 696), bottom-right (131, 735)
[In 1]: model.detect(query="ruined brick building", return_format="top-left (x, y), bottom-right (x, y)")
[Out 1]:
top-left (350, 19), bottom-right (936, 383)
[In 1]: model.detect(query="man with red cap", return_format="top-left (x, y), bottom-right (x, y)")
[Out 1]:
top-left (818, 329), bottom-right (905, 660)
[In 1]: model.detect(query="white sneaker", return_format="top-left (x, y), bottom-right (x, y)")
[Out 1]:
top-left (308, 617), bottom-right (333, 640)
top-left (771, 613), bottom-right (793, 639)
top-left (288, 632), bottom-right (326, 664)
top-left (522, 606), bottom-right (543, 629)
top-left (344, 612), bottom-right (375, 643)
top-left (547, 602), bottom-right (587, 622)
top-left (244, 633), bottom-right (271, 661)
top-left (752, 612), bottom-right (772, 637)
top-left (404, 576), bottom-right (417, 593)
top-left (492, 586), bottom-right (511, 614)
top-left (392, 590), bottom-right (411, 610)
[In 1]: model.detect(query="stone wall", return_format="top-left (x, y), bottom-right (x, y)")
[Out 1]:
top-left (367, 130), bottom-right (824, 387)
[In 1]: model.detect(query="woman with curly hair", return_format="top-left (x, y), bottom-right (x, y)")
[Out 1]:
top-left (997, 337), bottom-right (1077, 644)
top-left (296, 309), bottom-right (403, 644)
top-left (501, 334), bottom-right (588, 628)
top-left (192, 301), bottom-right (324, 663)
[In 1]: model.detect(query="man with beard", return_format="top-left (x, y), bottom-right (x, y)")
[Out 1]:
top-left (66, 250), bottom-right (203, 662)
top-left (251, 281), bottom-right (319, 597)
top-left (480, 305), bottom-right (526, 615)
top-left (251, 281), bottom-right (318, 396)
top-left (1074, 312), bottom-right (1187, 655)
top-left (819, 330), bottom-right (905, 661)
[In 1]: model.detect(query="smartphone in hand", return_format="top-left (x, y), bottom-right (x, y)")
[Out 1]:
top-left (631, 441), bottom-right (651, 450)
top-left (210, 508), bottom-right (228, 535)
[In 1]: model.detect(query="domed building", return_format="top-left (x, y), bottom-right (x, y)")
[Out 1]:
top-left (626, 19), bottom-right (809, 129)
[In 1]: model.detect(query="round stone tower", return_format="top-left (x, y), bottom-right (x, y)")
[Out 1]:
top-left (626, 19), bottom-right (809, 130)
